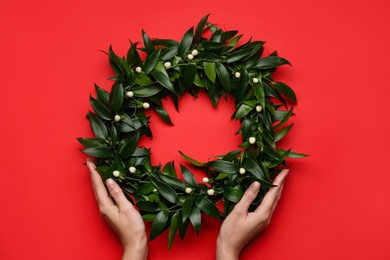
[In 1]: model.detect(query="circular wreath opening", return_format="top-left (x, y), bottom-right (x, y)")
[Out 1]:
top-left (78, 14), bottom-right (306, 248)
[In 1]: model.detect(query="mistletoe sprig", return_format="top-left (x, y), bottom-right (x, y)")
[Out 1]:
top-left (78, 14), bottom-right (306, 248)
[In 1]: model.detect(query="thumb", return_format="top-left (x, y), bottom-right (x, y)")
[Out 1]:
top-left (233, 182), bottom-right (261, 214)
top-left (106, 178), bottom-right (132, 210)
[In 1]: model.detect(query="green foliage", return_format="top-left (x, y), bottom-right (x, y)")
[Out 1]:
top-left (78, 14), bottom-right (306, 248)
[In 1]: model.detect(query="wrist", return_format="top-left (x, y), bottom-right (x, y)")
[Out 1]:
top-left (216, 236), bottom-right (240, 260)
top-left (122, 239), bottom-right (148, 260)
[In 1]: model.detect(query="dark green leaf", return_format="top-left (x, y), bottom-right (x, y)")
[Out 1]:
top-left (273, 107), bottom-right (293, 129)
top-left (208, 160), bottom-right (239, 174)
top-left (110, 124), bottom-right (118, 145)
top-left (273, 82), bottom-right (297, 104)
top-left (179, 151), bottom-right (205, 166)
top-left (224, 187), bottom-right (244, 203)
top-left (150, 210), bottom-right (169, 240)
top-left (117, 131), bottom-right (139, 159)
top-left (152, 39), bottom-right (179, 47)
top-left (226, 35), bottom-right (243, 51)
top-left (234, 103), bottom-right (252, 119)
top-left (182, 196), bottom-right (195, 221)
top-left (151, 69), bottom-right (175, 93)
top-left (235, 69), bottom-right (248, 104)
top-left (132, 85), bottom-right (162, 97)
top-left (94, 84), bottom-right (109, 104)
top-left (143, 48), bottom-right (161, 75)
top-left (134, 73), bottom-right (154, 86)
top-left (137, 201), bottom-right (160, 212)
top-left (183, 63), bottom-right (197, 87)
top-left (160, 175), bottom-right (186, 190)
top-left (194, 14), bottom-right (209, 43)
top-left (221, 150), bottom-right (241, 161)
top-left (161, 46), bottom-right (178, 60)
top-left (189, 205), bottom-right (201, 235)
top-left (243, 158), bottom-right (265, 179)
top-left (216, 63), bottom-right (231, 91)
top-left (253, 81), bottom-right (265, 108)
top-left (142, 30), bottom-right (155, 55)
top-left (196, 197), bottom-right (220, 219)
top-left (180, 165), bottom-right (199, 187)
top-left (241, 118), bottom-right (251, 143)
top-left (278, 149), bottom-right (309, 158)
top-left (178, 27), bottom-right (194, 57)
top-left (82, 147), bottom-right (112, 158)
top-left (162, 161), bottom-right (176, 177)
top-left (108, 45), bottom-right (124, 75)
top-left (134, 183), bottom-right (155, 195)
top-left (226, 48), bottom-right (253, 63)
top-left (202, 41), bottom-right (225, 51)
top-left (77, 137), bottom-right (105, 148)
top-left (110, 83), bottom-right (124, 113)
top-left (127, 41), bottom-right (142, 67)
top-left (89, 96), bottom-right (112, 121)
top-left (253, 56), bottom-right (291, 69)
top-left (88, 112), bottom-right (108, 139)
top-left (149, 175), bottom-right (179, 203)
top-left (168, 211), bottom-right (180, 249)
top-left (274, 124), bottom-right (294, 142)
top-left (154, 106), bottom-right (173, 125)
top-left (142, 213), bottom-right (157, 222)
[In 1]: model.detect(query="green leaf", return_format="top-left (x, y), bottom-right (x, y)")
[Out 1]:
top-left (274, 124), bottom-right (294, 142)
top-left (94, 84), bottom-right (109, 104)
top-left (108, 45), bottom-right (124, 75)
top-left (221, 150), bottom-right (241, 161)
top-left (215, 63), bottom-right (231, 91)
top-left (162, 161), bottom-right (177, 177)
top-left (226, 34), bottom-right (243, 51)
top-left (224, 187), bottom-right (244, 203)
top-left (134, 183), bottom-right (155, 195)
top-left (132, 85), bottom-right (162, 97)
top-left (151, 68), bottom-right (175, 93)
top-left (178, 27), bottom-right (194, 57)
top-left (202, 41), bottom-right (225, 51)
top-left (178, 218), bottom-right (190, 240)
top-left (194, 14), bottom-right (209, 43)
top-left (189, 205), bottom-right (201, 235)
top-left (149, 175), bottom-right (179, 204)
top-left (273, 107), bottom-right (293, 129)
top-left (179, 151), bottom-right (205, 166)
top-left (88, 112), bottom-right (108, 139)
top-left (180, 165), bottom-right (199, 187)
top-left (253, 80), bottom-right (265, 108)
top-left (161, 45), bottom-right (178, 60)
top-left (273, 82), bottom-right (297, 104)
top-left (137, 201), bottom-right (160, 212)
top-left (89, 96), bottom-right (112, 120)
top-left (82, 147), bottom-right (112, 158)
top-left (234, 103), bottom-right (252, 119)
top-left (241, 118), bottom-right (251, 143)
top-left (253, 56), bottom-right (291, 69)
top-left (143, 48), bottom-right (161, 75)
top-left (76, 137), bottom-right (105, 148)
top-left (183, 63), bottom-right (197, 87)
top-left (117, 131), bottom-right (139, 159)
top-left (110, 83), bottom-right (124, 113)
top-left (208, 160), bottom-right (239, 174)
top-left (182, 196), bottom-right (195, 221)
top-left (127, 41), bottom-right (142, 67)
top-left (152, 39), bottom-right (179, 47)
top-left (142, 30), bottom-right (155, 55)
top-left (226, 48), bottom-right (253, 63)
top-left (235, 69), bottom-right (248, 104)
top-left (110, 124), bottom-right (118, 145)
top-left (142, 213), bottom-right (157, 222)
top-left (243, 158), bottom-right (265, 179)
top-left (150, 210), bottom-right (169, 240)
top-left (278, 149), bottom-right (309, 158)
top-left (196, 197), bottom-right (220, 219)
top-left (168, 211), bottom-right (180, 249)
top-left (159, 175), bottom-right (186, 191)
top-left (134, 73), bottom-right (154, 86)
top-left (203, 62), bottom-right (216, 84)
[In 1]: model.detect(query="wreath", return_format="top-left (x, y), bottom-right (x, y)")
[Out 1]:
top-left (78, 14), bottom-right (306, 248)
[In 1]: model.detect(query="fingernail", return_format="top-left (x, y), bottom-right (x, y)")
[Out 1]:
top-left (106, 178), bottom-right (115, 189)
top-left (251, 181), bottom-right (260, 192)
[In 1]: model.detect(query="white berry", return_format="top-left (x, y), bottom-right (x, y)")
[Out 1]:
top-left (185, 187), bottom-right (193, 194)
top-left (129, 166), bottom-right (136, 173)
top-left (135, 67), bottom-right (142, 73)
top-left (187, 54), bottom-right (194, 60)
top-left (142, 102), bottom-right (150, 109)
top-left (164, 62), bottom-right (172, 69)
top-left (234, 72), bottom-right (241, 78)
top-left (252, 78), bottom-right (259, 83)
top-left (191, 49), bottom-right (199, 56)
top-left (249, 137), bottom-right (256, 144)
top-left (202, 177), bottom-right (209, 183)
top-left (113, 170), bottom-right (120, 177)
top-left (114, 115), bottom-right (121, 122)
top-left (207, 189), bottom-right (215, 196)
top-left (239, 168), bottom-right (246, 174)
top-left (256, 105), bottom-right (262, 112)
top-left (126, 91), bottom-right (134, 98)
top-left (152, 188), bottom-right (158, 193)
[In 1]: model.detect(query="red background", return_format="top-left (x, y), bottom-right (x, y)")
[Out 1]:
top-left (1, 0), bottom-right (390, 259)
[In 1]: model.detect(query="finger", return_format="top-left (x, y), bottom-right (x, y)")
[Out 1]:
top-left (255, 169), bottom-right (288, 215)
top-left (106, 178), bottom-right (134, 211)
top-left (233, 181), bottom-right (261, 214)
top-left (87, 159), bottom-right (114, 207)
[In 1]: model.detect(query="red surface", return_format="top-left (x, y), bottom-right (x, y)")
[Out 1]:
top-left (1, 0), bottom-right (390, 259)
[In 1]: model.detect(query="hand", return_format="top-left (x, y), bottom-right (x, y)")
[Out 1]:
top-left (216, 169), bottom-right (289, 260)
top-left (87, 159), bottom-right (148, 260)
